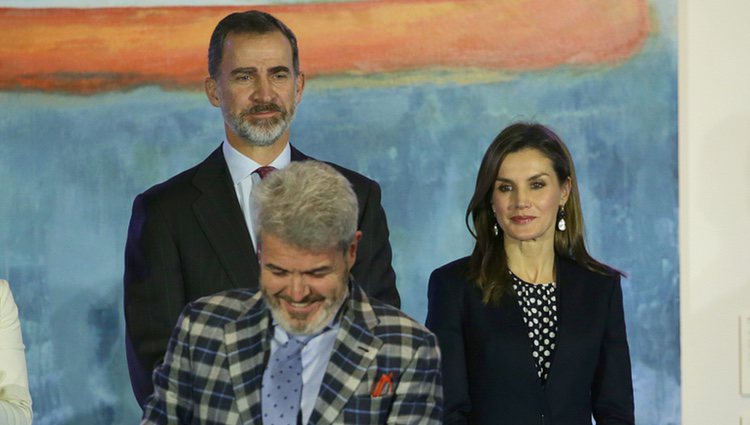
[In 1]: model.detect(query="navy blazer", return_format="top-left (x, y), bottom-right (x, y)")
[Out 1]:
top-left (124, 145), bottom-right (399, 406)
top-left (426, 256), bottom-right (634, 425)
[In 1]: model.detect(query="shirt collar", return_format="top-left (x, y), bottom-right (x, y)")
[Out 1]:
top-left (222, 140), bottom-right (292, 185)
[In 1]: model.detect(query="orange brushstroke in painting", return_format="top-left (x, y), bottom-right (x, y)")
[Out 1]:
top-left (0, 0), bottom-right (651, 94)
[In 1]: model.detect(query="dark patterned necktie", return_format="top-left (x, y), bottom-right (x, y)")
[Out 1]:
top-left (262, 336), bottom-right (307, 425)
top-left (253, 165), bottom-right (276, 180)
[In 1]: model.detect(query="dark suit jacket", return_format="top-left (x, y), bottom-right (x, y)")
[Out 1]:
top-left (141, 282), bottom-right (442, 424)
top-left (426, 256), bottom-right (634, 425)
top-left (124, 145), bottom-right (399, 406)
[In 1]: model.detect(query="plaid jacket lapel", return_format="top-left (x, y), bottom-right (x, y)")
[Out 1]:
top-left (224, 291), bottom-right (271, 425)
top-left (308, 283), bottom-right (382, 423)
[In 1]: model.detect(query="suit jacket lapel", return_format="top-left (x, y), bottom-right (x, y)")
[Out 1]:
top-left (309, 284), bottom-right (382, 423)
top-left (497, 290), bottom-right (549, 402)
top-left (192, 146), bottom-right (259, 289)
top-left (224, 292), bottom-right (270, 424)
top-left (545, 258), bottom-right (581, 386)
top-left (290, 144), bottom-right (311, 162)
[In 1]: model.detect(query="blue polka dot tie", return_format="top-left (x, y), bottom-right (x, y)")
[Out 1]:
top-left (262, 336), bottom-right (306, 425)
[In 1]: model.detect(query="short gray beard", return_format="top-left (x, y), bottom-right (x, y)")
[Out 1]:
top-left (225, 105), bottom-right (296, 147)
top-left (263, 284), bottom-right (348, 336)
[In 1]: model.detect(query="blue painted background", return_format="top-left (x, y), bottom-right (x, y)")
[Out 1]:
top-left (0, 1), bottom-right (678, 424)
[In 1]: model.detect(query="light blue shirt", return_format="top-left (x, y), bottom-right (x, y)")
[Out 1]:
top-left (266, 310), bottom-right (342, 424)
top-left (222, 141), bottom-right (291, 249)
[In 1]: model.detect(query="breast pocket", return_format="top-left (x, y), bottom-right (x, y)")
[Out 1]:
top-left (341, 394), bottom-right (393, 424)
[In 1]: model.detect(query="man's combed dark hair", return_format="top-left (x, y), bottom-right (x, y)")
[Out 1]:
top-left (208, 10), bottom-right (300, 78)
top-left (466, 122), bottom-right (622, 305)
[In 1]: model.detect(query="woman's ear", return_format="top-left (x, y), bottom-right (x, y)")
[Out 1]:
top-left (560, 177), bottom-right (572, 205)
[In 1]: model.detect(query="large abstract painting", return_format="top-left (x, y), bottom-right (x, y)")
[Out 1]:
top-left (0, 1), bottom-right (678, 423)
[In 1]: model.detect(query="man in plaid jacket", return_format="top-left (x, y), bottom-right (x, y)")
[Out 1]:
top-left (141, 161), bottom-right (442, 424)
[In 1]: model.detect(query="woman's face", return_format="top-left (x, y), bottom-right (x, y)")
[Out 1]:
top-left (491, 148), bottom-right (571, 245)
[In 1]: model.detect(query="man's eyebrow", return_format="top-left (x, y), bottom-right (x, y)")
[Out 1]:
top-left (268, 65), bottom-right (291, 74)
top-left (304, 266), bottom-right (332, 275)
top-left (230, 67), bottom-right (258, 75)
top-left (264, 263), bottom-right (288, 272)
top-left (263, 263), bottom-right (331, 273)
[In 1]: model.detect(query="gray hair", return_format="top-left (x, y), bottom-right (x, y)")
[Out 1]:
top-left (252, 161), bottom-right (359, 251)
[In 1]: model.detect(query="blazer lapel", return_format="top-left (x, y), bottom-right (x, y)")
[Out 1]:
top-left (308, 285), bottom-right (382, 423)
top-left (544, 258), bottom-right (584, 386)
top-left (290, 144), bottom-right (311, 162)
top-left (192, 146), bottom-right (259, 289)
top-left (224, 294), bottom-right (270, 424)
top-left (499, 291), bottom-right (550, 395)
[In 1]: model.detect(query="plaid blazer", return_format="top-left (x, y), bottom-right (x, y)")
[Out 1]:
top-left (141, 281), bottom-right (443, 424)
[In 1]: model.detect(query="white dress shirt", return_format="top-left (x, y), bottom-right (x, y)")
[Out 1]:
top-left (222, 141), bottom-right (291, 250)
top-left (0, 280), bottom-right (33, 425)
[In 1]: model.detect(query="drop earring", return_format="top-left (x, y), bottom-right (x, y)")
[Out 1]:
top-left (557, 206), bottom-right (567, 231)
top-left (491, 206), bottom-right (499, 236)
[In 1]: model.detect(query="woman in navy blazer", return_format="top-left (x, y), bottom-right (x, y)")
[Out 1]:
top-left (426, 123), bottom-right (634, 424)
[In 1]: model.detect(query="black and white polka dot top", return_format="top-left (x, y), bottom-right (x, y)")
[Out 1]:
top-left (510, 271), bottom-right (559, 384)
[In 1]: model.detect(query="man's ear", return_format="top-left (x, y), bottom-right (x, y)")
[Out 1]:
top-left (294, 71), bottom-right (305, 105)
top-left (346, 231), bottom-right (362, 269)
top-left (205, 77), bottom-right (220, 107)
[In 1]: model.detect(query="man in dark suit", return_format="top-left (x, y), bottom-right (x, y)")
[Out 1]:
top-left (141, 161), bottom-right (441, 424)
top-left (125, 10), bottom-right (399, 406)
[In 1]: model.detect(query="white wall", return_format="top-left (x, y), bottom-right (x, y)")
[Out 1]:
top-left (680, 0), bottom-right (750, 423)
